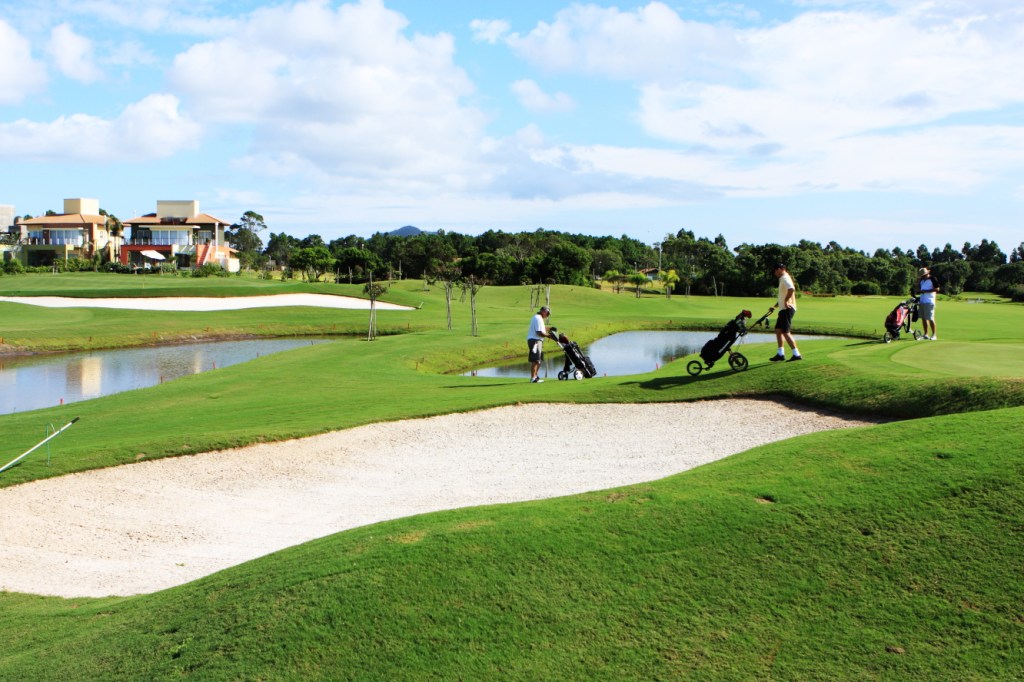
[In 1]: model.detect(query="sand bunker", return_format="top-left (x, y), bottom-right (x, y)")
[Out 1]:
top-left (0, 293), bottom-right (413, 311)
top-left (0, 400), bottom-right (876, 598)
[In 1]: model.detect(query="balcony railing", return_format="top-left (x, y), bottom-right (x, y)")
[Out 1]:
top-left (129, 237), bottom-right (192, 246)
top-left (24, 237), bottom-right (84, 246)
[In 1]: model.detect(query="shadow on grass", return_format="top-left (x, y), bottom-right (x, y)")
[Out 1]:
top-left (626, 364), bottom-right (772, 391)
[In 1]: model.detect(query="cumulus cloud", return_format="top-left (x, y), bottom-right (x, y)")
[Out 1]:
top-left (504, 2), bottom-right (744, 83)
top-left (510, 79), bottom-right (574, 113)
top-left (0, 20), bottom-right (47, 103)
top-left (0, 94), bottom-right (201, 162)
top-left (168, 0), bottom-right (488, 195)
top-left (486, 1), bottom-right (1024, 199)
top-left (470, 18), bottom-right (510, 44)
top-left (48, 23), bottom-right (103, 83)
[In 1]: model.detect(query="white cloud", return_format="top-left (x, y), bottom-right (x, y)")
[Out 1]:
top-left (0, 20), bottom-right (47, 103)
top-left (510, 79), bottom-right (574, 113)
top-left (48, 23), bottom-right (103, 83)
top-left (168, 0), bottom-right (489, 195)
top-left (0, 94), bottom-right (201, 162)
top-left (489, 2), bottom-right (1024, 200)
top-left (470, 18), bottom-right (510, 44)
top-left (504, 2), bottom-right (744, 82)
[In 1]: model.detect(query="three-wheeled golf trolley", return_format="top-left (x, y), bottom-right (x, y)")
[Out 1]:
top-left (686, 308), bottom-right (774, 377)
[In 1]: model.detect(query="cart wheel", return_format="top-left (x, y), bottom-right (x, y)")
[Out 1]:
top-left (728, 353), bottom-right (749, 372)
top-left (573, 370), bottom-right (584, 380)
top-left (557, 371), bottom-right (568, 381)
top-left (686, 360), bottom-right (703, 376)
top-left (883, 331), bottom-right (894, 343)
top-left (912, 330), bottom-right (921, 340)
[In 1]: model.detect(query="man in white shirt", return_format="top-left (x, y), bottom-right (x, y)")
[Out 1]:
top-left (770, 263), bottom-right (802, 362)
top-left (526, 306), bottom-right (555, 383)
top-left (914, 267), bottom-right (941, 340)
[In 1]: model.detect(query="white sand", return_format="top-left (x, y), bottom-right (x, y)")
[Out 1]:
top-left (0, 293), bottom-right (413, 311)
top-left (0, 400), bottom-right (876, 598)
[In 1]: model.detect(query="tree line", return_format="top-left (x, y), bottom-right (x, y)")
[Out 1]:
top-left (226, 212), bottom-right (1024, 300)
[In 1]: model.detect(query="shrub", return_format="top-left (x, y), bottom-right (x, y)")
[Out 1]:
top-left (2, 259), bottom-right (25, 275)
top-left (191, 263), bottom-right (227, 278)
top-left (102, 261), bottom-right (133, 274)
top-left (851, 281), bottom-right (881, 295)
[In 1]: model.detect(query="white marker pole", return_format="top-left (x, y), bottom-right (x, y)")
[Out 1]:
top-left (0, 417), bottom-right (80, 474)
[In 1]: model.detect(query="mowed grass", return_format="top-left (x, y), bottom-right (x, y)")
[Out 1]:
top-left (1, 275), bottom-right (1023, 680)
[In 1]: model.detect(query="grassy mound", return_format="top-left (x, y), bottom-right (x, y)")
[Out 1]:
top-left (1, 275), bottom-right (1022, 679)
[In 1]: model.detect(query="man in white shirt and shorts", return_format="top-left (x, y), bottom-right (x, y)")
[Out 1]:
top-left (526, 306), bottom-right (555, 383)
top-left (770, 263), bottom-right (802, 362)
top-left (914, 267), bottom-right (940, 340)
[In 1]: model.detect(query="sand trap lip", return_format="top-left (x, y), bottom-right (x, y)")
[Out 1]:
top-left (0, 400), bottom-right (877, 598)
top-left (0, 293), bottom-right (413, 311)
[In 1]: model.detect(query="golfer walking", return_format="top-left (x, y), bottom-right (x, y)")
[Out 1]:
top-left (769, 263), bottom-right (802, 362)
top-left (526, 306), bottom-right (556, 383)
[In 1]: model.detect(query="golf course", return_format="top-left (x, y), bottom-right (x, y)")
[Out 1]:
top-left (1, 272), bottom-right (1022, 680)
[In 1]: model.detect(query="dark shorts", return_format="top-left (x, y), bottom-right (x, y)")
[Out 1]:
top-left (528, 339), bottom-right (543, 363)
top-left (775, 307), bottom-right (795, 333)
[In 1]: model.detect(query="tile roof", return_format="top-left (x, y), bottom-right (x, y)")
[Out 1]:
top-left (17, 214), bottom-right (105, 226)
top-left (124, 213), bottom-right (228, 226)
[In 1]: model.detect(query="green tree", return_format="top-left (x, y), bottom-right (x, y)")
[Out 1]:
top-left (932, 259), bottom-right (969, 296)
top-left (264, 232), bottom-right (299, 268)
top-left (333, 247), bottom-right (380, 283)
top-left (290, 245), bottom-right (335, 282)
top-left (659, 269), bottom-right (680, 299)
top-left (228, 211), bottom-right (268, 271)
top-left (627, 271), bottom-right (648, 298)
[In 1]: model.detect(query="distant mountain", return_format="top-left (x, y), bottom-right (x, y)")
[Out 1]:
top-left (387, 225), bottom-right (424, 237)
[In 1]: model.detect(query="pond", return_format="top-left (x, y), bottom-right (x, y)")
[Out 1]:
top-left (0, 338), bottom-right (329, 414)
top-left (464, 330), bottom-right (841, 379)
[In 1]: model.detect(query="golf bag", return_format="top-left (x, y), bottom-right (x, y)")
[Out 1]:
top-left (555, 332), bottom-right (597, 380)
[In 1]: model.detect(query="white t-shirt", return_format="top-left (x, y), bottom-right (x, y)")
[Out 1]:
top-left (526, 313), bottom-right (546, 342)
top-left (918, 277), bottom-right (937, 304)
top-left (777, 272), bottom-right (797, 310)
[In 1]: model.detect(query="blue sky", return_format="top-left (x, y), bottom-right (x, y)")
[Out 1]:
top-left (1, 0), bottom-right (1022, 254)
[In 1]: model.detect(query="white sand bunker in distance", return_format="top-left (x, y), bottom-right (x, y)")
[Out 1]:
top-left (0, 400), bottom-right (877, 598)
top-left (0, 293), bottom-right (413, 311)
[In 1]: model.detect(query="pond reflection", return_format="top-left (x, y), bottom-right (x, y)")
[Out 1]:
top-left (0, 338), bottom-right (329, 414)
top-left (464, 330), bottom-right (838, 379)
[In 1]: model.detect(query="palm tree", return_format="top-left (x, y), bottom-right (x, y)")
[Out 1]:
top-left (627, 271), bottom-right (648, 298)
top-left (659, 269), bottom-right (680, 299)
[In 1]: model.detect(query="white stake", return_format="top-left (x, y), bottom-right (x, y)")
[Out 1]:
top-left (0, 417), bottom-right (80, 474)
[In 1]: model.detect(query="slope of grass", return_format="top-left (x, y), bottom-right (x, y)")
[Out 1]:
top-left (1, 408), bottom-right (1021, 680)
top-left (1, 276), bottom-right (1023, 679)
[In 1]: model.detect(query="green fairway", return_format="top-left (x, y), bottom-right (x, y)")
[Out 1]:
top-left (1, 275), bottom-right (1023, 680)
top-left (889, 341), bottom-right (1024, 377)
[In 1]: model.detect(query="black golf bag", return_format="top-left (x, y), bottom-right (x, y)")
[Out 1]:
top-left (555, 332), bottom-right (597, 380)
top-left (700, 311), bottom-right (750, 367)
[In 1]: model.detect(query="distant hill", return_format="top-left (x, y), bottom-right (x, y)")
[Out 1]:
top-left (387, 225), bottom-right (425, 237)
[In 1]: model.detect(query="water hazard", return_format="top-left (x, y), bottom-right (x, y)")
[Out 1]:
top-left (465, 330), bottom-right (835, 379)
top-left (0, 338), bottom-right (328, 414)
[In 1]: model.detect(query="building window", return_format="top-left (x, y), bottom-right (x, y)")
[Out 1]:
top-left (133, 229), bottom-right (191, 246)
top-left (28, 229), bottom-right (83, 246)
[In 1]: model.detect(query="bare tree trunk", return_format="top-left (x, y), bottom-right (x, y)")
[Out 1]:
top-left (367, 272), bottom-right (377, 341)
top-left (445, 279), bottom-right (454, 330)
top-left (470, 276), bottom-right (478, 336)
top-left (712, 275), bottom-right (717, 297)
